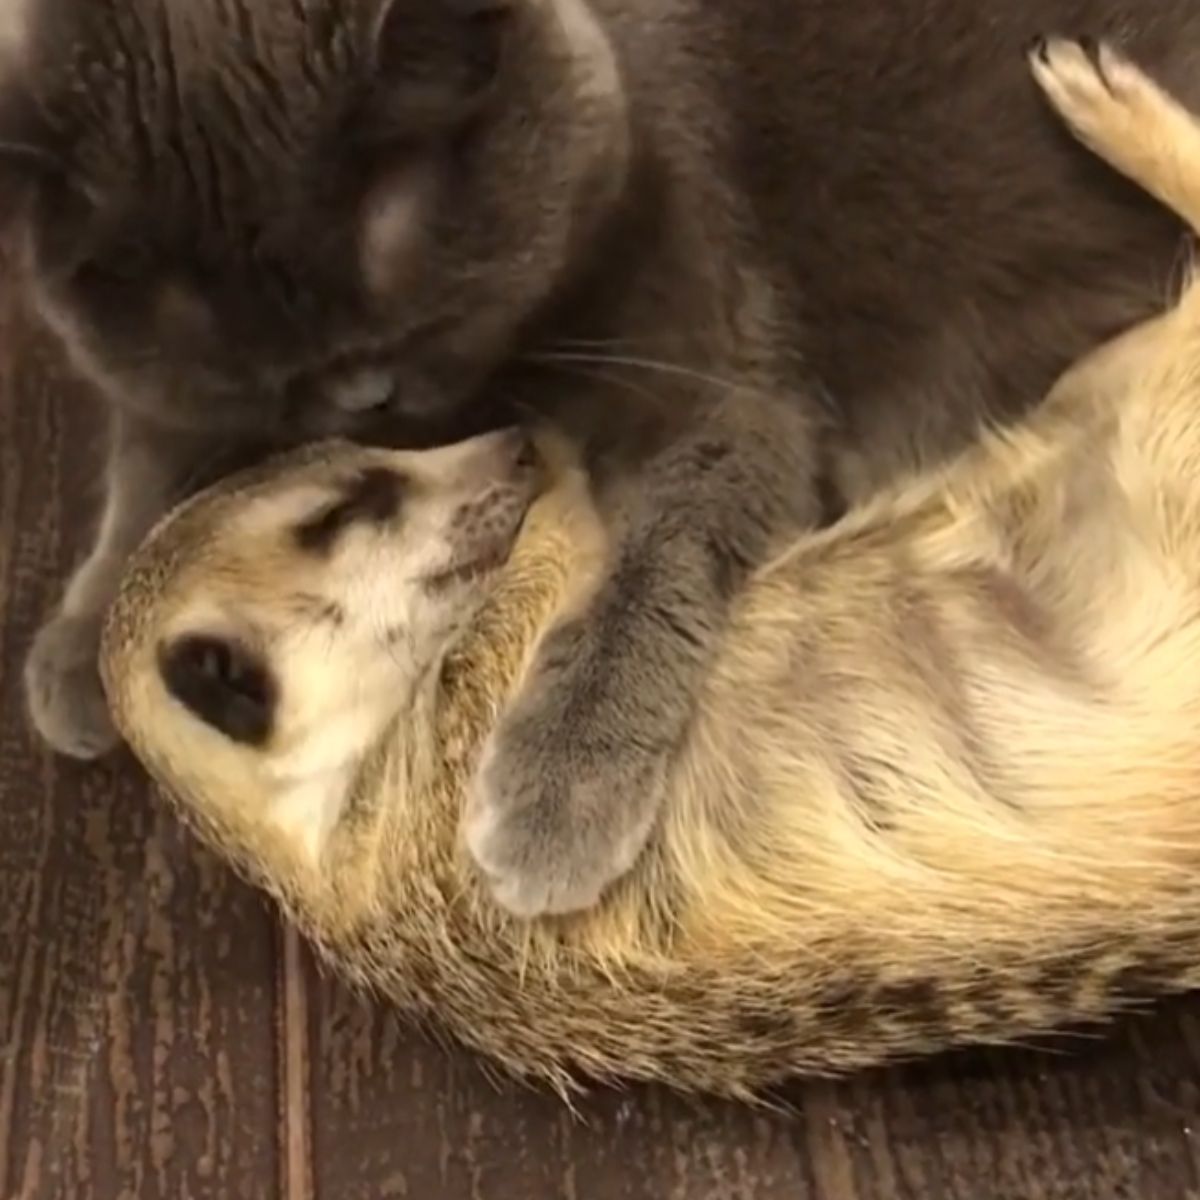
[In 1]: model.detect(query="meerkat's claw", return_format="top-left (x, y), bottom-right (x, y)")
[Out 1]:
top-left (1029, 36), bottom-right (1200, 232)
top-left (1031, 38), bottom-right (1146, 150)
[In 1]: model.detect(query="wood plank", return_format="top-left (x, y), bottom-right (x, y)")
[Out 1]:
top-left (303, 954), bottom-right (815, 1200)
top-left (305, 947), bottom-right (1200, 1199)
top-left (0, 304), bottom-right (283, 1200)
top-left (800, 1005), bottom-right (1200, 1199)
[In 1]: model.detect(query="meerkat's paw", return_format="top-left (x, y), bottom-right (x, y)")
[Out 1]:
top-left (1029, 37), bottom-right (1200, 211)
top-left (1030, 38), bottom-right (1153, 153)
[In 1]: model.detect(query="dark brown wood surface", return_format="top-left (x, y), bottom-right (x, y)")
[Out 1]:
top-left (3, 292), bottom-right (1200, 1200)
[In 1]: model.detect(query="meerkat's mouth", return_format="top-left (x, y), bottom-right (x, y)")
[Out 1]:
top-left (424, 496), bottom-right (538, 593)
top-left (423, 436), bottom-right (548, 592)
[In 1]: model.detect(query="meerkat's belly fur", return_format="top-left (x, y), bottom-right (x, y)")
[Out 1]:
top-left (103, 44), bottom-right (1200, 1097)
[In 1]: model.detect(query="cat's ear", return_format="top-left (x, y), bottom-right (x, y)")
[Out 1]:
top-left (365, 0), bottom-right (515, 140)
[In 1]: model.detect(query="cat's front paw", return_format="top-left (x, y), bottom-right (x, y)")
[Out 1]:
top-left (463, 625), bottom-right (666, 917)
top-left (24, 612), bottom-right (119, 760)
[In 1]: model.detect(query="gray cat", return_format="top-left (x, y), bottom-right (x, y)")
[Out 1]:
top-left (7, 0), bottom-right (1198, 916)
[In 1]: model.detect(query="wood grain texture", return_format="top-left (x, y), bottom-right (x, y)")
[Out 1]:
top-left (0, 297), bottom-right (281, 1200)
top-left (1, 285), bottom-right (1199, 1200)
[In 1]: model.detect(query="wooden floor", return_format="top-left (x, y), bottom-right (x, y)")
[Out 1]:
top-left (3, 293), bottom-right (1200, 1200)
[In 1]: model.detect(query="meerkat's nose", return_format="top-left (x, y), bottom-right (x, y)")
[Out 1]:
top-left (513, 433), bottom-right (539, 470)
top-left (474, 427), bottom-right (540, 470)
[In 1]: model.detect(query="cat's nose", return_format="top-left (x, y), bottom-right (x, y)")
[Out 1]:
top-left (330, 368), bottom-right (395, 414)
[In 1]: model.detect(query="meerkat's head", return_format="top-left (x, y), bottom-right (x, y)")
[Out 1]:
top-left (102, 428), bottom-right (548, 858)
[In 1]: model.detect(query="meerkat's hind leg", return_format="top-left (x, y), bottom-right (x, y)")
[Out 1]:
top-left (1030, 37), bottom-right (1200, 233)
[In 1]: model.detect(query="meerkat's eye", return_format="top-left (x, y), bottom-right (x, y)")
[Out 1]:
top-left (158, 633), bottom-right (277, 746)
top-left (293, 466), bottom-right (405, 554)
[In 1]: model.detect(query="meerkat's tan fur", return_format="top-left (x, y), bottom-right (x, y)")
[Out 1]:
top-left (102, 41), bottom-right (1200, 1098)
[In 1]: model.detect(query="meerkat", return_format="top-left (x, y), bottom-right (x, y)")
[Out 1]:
top-left (100, 41), bottom-right (1200, 1099)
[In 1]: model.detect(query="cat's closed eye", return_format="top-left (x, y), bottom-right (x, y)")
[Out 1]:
top-left (73, 254), bottom-right (146, 291)
top-left (63, 226), bottom-right (160, 292)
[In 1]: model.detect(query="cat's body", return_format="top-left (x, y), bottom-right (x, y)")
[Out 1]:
top-left (13, 0), bottom-right (1200, 914)
top-left (101, 43), bottom-right (1200, 1097)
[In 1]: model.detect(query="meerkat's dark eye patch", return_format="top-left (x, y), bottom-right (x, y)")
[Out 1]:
top-left (158, 634), bottom-right (277, 747)
top-left (294, 466), bottom-right (405, 554)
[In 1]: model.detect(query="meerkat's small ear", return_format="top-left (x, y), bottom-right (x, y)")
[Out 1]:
top-left (366, 0), bottom-right (515, 140)
top-left (158, 634), bottom-right (278, 748)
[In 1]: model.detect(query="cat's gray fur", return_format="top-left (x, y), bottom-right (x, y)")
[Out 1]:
top-left (8, 0), bottom-right (1199, 914)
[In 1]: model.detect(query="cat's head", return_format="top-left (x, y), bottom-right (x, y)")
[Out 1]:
top-left (0, 0), bottom-right (628, 439)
